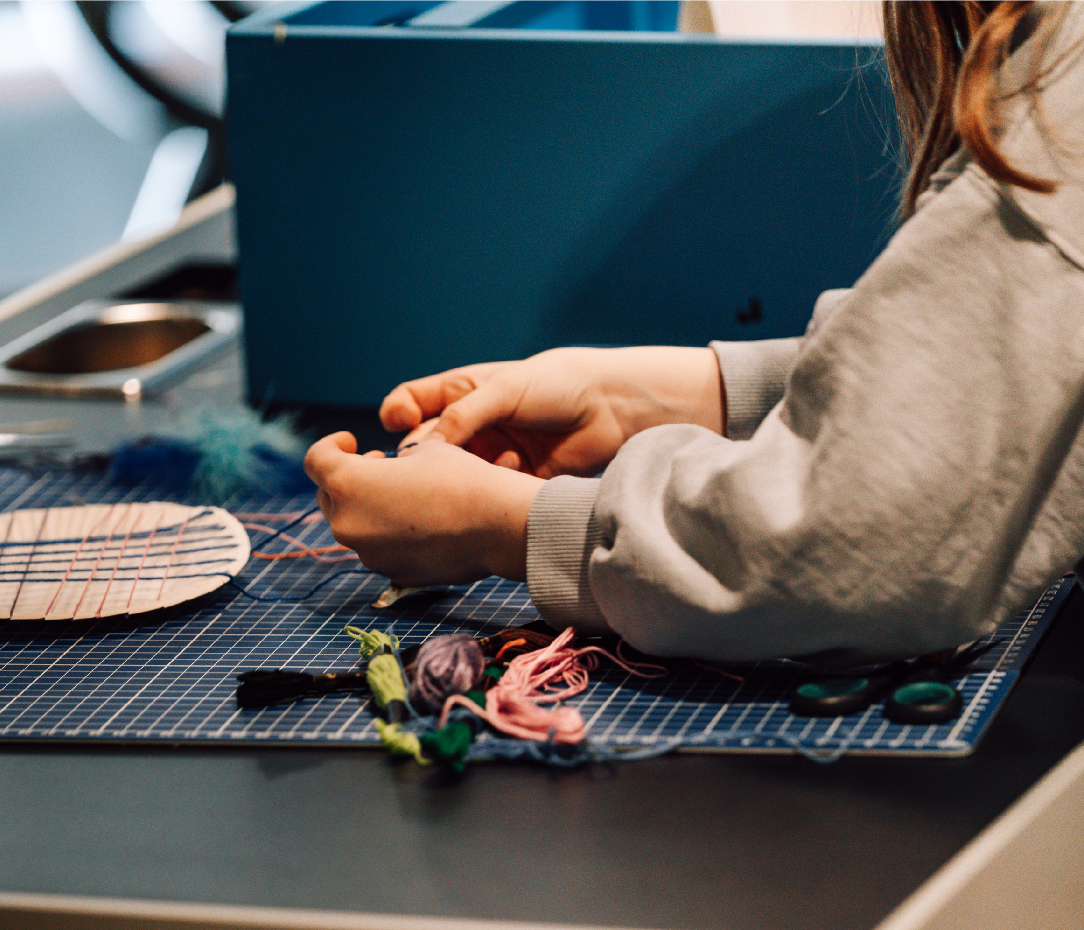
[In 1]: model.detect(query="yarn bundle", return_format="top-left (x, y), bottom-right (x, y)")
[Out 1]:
top-left (352, 622), bottom-right (669, 771)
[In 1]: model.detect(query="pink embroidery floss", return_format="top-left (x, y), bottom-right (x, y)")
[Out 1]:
top-left (439, 627), bottom-right (667, 744)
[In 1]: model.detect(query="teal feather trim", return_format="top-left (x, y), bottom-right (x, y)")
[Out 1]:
top-left (109, 407), bottom-right (313, 503)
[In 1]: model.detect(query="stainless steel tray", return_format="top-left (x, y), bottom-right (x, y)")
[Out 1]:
top-left (0, 299), bottom-right (241, 398)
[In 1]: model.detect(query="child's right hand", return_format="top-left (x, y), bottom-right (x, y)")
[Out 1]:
top-left (378, 345), bottom-right (725, 479)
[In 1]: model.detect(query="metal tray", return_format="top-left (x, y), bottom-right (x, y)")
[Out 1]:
top-left (0, 300), bottom-right (241, 398)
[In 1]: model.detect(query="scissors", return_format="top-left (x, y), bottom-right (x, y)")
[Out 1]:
top-left (788, 639), bottom-right (1000, 724)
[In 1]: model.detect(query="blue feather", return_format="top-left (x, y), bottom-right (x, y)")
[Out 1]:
top-left (109, 408), bottom-right (313, 503)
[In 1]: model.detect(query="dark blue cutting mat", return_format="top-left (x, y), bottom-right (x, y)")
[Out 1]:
top-left (0, 467), bottom-right (1071, 758)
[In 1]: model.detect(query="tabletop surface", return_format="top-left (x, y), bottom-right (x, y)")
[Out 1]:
top-left (1, 347), bottom-right (1083, 930)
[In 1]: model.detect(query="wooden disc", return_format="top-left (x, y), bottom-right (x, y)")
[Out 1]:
top-left (0, 502), bottom-right (251, 621)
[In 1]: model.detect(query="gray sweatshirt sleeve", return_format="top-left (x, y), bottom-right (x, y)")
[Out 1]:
top-left (710, 337), bottom-right (800, 441)
top-left (527, 4), bottom-right (1084, 662)
top-left (709, 288), bottom-right (858, 440)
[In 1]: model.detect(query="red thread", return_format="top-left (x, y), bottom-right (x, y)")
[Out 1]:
top-left (690, 660), bottom-right (744, 682)
top-left (69, 504), bottom-right (129, 619)
top-left (242, 522), bottom-right (357, 563)
top-left (125, 507), bottom-right (167, 614)
top-left (156, 507), bottom-right (195, 600)
top-left (493, 637), bottom-right (527, 661)
top-left (45, 504), bottom-right (117, 619)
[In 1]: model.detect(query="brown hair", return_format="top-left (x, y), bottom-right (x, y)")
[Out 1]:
top-left (882, 0), bottom-right (1060, 216)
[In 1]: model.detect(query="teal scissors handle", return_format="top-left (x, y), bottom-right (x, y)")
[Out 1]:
top-left (789, 672), bottom-right (963, 723)
top-left (882, 678), bottom-right (963, 724)
top-left (788, 640), bottom-right (997, 724)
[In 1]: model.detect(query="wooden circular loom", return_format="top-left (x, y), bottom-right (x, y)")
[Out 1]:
top-left (0, 502), bottom-right (250, 621)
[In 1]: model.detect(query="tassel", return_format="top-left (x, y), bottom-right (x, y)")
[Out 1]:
top-left (235, 668), bottom-right (367, 708)
top-left (375, 720), bottom-right (430, 764)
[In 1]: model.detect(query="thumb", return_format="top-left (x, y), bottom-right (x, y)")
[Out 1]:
top-left (304, 431), bottom-right (358, 482)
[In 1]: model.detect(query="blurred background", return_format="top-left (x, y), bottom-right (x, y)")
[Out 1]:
top-left (0, 0), bottom-right (879, 302)
top-left (0, 0), bottom-right (280, 299)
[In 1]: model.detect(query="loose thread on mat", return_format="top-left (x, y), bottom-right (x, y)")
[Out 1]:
top-left (388, 705), bottom-right (849, 767)
top-left (227, 567), bottom-right (366, 602)
top-left (243, 522), bottom-right (356, 563)
top-left (245, 504), bottom-right (323, 553)
top-left (463, 731), bottom-right (848, 766)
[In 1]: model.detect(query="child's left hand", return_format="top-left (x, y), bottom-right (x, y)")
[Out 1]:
top-left (304, 432), bottom-right (544, 586)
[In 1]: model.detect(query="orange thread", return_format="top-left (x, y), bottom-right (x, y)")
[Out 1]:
top-left (6, 506), bottom-right (48, 620)
top-left (70, 504), bottom-right (129, 619)
top-left (156, 507), bottom-right (194, 600)
top-left (242, 522), bottom-right (356, 563)
top-left (493, 638), bottom-right (527, 661)
top-left (47, 503), bottom-right (118, 618)
top-left (95, 504), bottom-right (143, 618)
top-left (125, 507), bottom-right (167, 614)
top-left (251, 546), bottom-right (355, 562)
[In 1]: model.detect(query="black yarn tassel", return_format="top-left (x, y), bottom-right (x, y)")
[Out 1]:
top-left (236, 668), bottom-right (368, 708)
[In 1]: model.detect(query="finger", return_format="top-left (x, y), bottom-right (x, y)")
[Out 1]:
top-left (400, 418), bottom-right (442, 447)
top-left (431, 377), bottom-right (521, 447)
top-left (361, 450), bottom-right (386, 459)
top-left (379, 367), bottom-right (492, 433)
top-left (493, 449), bottom-right (523, 471)
top-left (378, 383), bottom-right (424, 433)
top-left (315, 487), bottom-right (333, 520)
top-left (304, 431), bottom-right (358, 481)
top-left (394, 441), bottom-right (427, 458)
top-left (327, 431), bottom-right (358, 454)
top-left (463, 426), bottom-right (525, 467)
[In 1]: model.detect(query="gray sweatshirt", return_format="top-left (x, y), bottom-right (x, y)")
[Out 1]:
top-left (526, 2), bottom-right (1084, 664)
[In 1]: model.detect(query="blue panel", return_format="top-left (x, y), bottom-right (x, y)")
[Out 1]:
top-left (282, 1), bottom-right (440, 27)
top-left (227, 1), bottom-right (897, 409)
top-left (473, 1), bottom-right (680, 32)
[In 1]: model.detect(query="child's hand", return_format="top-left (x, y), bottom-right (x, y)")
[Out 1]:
top-left (378, 346), bottom-right (724, 478)
top-left (303, 431), bottom-right (544, 586)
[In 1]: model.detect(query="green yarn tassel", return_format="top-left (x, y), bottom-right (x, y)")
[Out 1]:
top-left (375, 720), bottom-right (429, 764)
top-left (419, 721), bottom-right (475, 773)
top-left (366, 653), bottom-right (407, 711)
top-left (345, 626), bottom-right (399, 659)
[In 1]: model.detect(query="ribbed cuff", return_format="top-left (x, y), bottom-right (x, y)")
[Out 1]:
top-left (709, 338), bottom-right (800, 440)
top-left (526, 475), bottom-right (611, 635)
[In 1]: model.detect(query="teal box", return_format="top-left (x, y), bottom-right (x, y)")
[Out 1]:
top-left (227, 1), bottom-right (896, 410)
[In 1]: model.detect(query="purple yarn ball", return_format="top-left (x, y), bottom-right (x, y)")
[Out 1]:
top-left (410, 634), bottom-right (487, 715)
